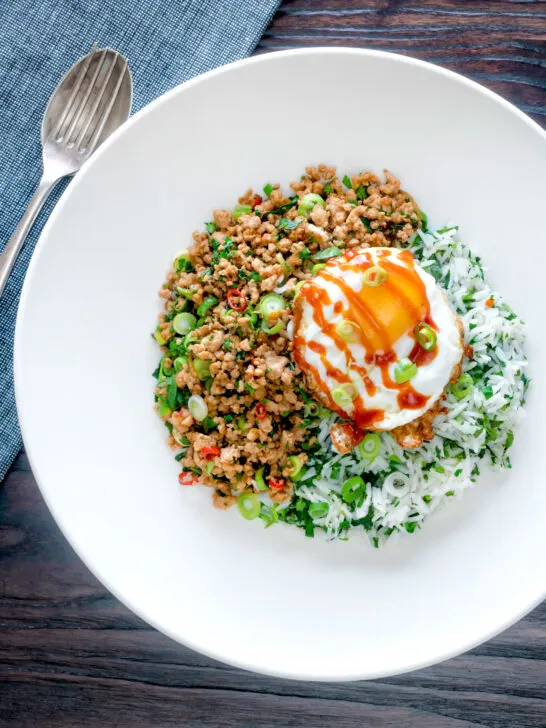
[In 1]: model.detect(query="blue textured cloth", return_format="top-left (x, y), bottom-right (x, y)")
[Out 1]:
top-left (0, 0), bottom-right (280, 481)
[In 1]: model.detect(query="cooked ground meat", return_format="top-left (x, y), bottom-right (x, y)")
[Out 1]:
top-left (153, 166), bottom-right (462, 508)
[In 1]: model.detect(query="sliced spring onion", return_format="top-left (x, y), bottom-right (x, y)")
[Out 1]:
top-left (236, 415), bottom-right (248, 432)
top-left (276, 252), bottom-right (292, 273)
top-left (205, 461), bottom-right (215, 475)
top-left (220, 307), bottom-right (234, 322)
top-left (255, 467), bottom-right (268, 491)
top-left (363, 266), bottom-right (387, 287)
top-left (297, 192), bottom-right (326, 217)
top-left (314, 246), bottom-right (342, 261)
top-left (173, 356), bottom-right (187, 373)
top-left (192, 358), bottom-right (211, 381)
top-left (311, 263), bottom-right (326, 275)
top-left (154, 331), bottom-right (167, 346)
top-left (172, 312), bottom-right (197, 335)
top-left (188, 394), bottom-right (208, 421)
top-left (237, 493), bottom-right (261, 520)
top-left (261, 319), bottom-right (284, 335)
top-left (294, 280), bottom-right (306, 295)
top-left (197, 296), bottom-right (219, 318)
top-left (308, 501), bottom-right (329, 519)
top-left (246, 310), bottom-right (258, 328)
top-left (332, 383), bottom-right (357, 410)
top-left (233, 204), bottom-right (252, 220)
top-left (415, 322), bottom-right (437, 351)
top-left (394, 358), bottom-right (418, 384)
top-left (336, 319), bottom-right (361, 343)
top-left (452, 373), bottom-right (473, 399)
top-left (287, 454), bottom-right (304, 482)
top-left (304, 401), bottom-right (320, 417)
top-left (258, 293), bottom-right (286, 318)
top-left (176, 287), bottom-right (194, 299)
top-left (357, 433), bottom-right (381, 463)
top-left (341, 476), bottom-right (365, 504)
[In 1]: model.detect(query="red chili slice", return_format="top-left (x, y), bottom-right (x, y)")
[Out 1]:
top-left (251, 194), bottom-right (262, 209)
top-left (178, 471), bottom-right (196, 486)
top-left (201, 445), bottom-right (221, 461)
top-left (254, 403), bottom-right (267, 420)
top-left (268, 477), bottom-right (285, 490)
top-left (227, 289), bottom-right (247, 312)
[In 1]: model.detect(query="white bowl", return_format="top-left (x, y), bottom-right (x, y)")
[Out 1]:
top-left (15, 49), bottom-right (546, 681)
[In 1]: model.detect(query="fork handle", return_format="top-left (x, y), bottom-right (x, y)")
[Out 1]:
top-left (0, 174), bottom-right (60, 297)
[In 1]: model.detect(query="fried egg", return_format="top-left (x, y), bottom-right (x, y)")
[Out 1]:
top-left (292, 247), bottom-right (464, 431)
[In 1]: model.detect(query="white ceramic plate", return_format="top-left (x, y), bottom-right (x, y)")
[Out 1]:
top-left (15, 49), bottom-right (546, 681)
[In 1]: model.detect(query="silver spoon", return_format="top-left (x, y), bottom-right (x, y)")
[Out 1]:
top-left (0, 46), bottom-right (132, 296)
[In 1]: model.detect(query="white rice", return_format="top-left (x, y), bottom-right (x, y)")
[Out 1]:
top-left (294, 225), bottom-right (528, 545)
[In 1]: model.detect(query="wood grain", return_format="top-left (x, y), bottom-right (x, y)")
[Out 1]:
top-left (2, 2), bottom-right (546, 726)
top-left (257, 0), bottom-right (546, 125)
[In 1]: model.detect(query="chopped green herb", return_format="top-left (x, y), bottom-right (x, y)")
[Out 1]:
top-left (202, 417), bottom-right (217, 434)
top-left (205, 221), bottom-right (217, 234)
top-left (360, 216), bottom-right (373, 233)
top-left (342, 174), bottom-right (352, 189)
top-left (420, 210), bottom-right (428, 231)
top-left (262, 197), bottom-right (298, 219)
top-left (263, 183), bottom-right (273, 197)
top-left (355, 184), bottom-right (368, 200)
top-left (277, 216), bottom-right (304, 231)
top-left (313, 246), bottom-right (342, 261)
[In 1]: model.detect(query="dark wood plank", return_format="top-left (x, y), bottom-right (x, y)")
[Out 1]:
top-left (2, 2), bottom-right (546, 726)
top-left (2, 456), bottom-right (546, 727)
top-left (257, 0), bottom-right (546, 125)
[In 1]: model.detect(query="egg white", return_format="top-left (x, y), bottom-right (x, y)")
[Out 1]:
top-left (295, 248), bottom-right (463, 430)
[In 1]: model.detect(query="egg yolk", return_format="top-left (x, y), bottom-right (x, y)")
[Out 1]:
top-left (292, 247), bottom-right (441, 430)
top-left (298, 249), bottom-right (430, 360)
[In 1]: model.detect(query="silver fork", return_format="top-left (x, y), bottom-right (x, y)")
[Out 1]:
top-left (0, 46), bottom-right (132, 296)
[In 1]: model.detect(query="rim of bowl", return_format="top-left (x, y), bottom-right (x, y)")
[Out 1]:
top-left (13, 47), bottom-right (546, 682)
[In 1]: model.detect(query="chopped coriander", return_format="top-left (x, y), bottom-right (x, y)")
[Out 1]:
top-left (420, 210), bottom-right (429, 231)
top-left (313, 246), bottom-right (342, 261)
top-left (342, 174), bottom-right (352, 189)
top-left (322, 182), bottom-right (333, 197)
top-left (355, 184), bottom-right (368, 200)
top-left (299, 248), bottom-right (312, 260)
top-left (202, 417), bottom-right (217, 434)
top-left (277, 217), bottom-right (304, 231)
top-left (205, 221), bottom-right (217, 234)
top-left (262, 197), bottom-right (298, 219)
top-left (263, 183), bottom-right (273, 197)
top-left (360, 216), bottom-right (373, 233)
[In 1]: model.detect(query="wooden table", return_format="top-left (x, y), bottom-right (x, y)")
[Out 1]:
top-left (2, 2), bottom-right (545, 726)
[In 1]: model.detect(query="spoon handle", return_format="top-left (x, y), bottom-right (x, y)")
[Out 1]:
top-left (0, 175), bottom-right (60, 297)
